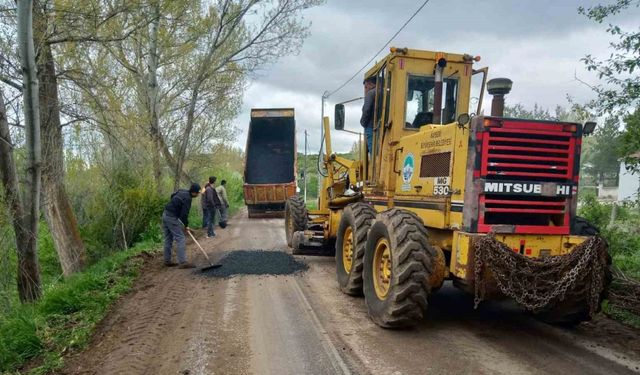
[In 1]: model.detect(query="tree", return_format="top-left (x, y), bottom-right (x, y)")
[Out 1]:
top-left (31, 0), bottom-right (88, 276)
top-left (0, 0), bottom-right (44, 302)
top-left (1, 0), bottom-right (148, 276)
top-left (504, 103), bottom-right (554, 120)
top-left (580, 1), bottom-right (640, 171)
top-left (579, 0), bottom-right (640, 114)
top-left (582, 117), bottom-right (622, 185)
top-left (165, 0), bottom-right (324, 189)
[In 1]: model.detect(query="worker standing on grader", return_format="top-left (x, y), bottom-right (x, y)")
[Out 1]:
top-left (361, 77), bottom-right (377, 155)
top-left (285, 48), bottom-right (610, 328)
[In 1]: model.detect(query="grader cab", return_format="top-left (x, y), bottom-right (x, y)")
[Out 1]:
top-left (285, 48), bottom-right (610, 328)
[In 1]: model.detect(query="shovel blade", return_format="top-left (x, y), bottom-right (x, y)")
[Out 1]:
top-left (200, 263), bottom-right (222, 272)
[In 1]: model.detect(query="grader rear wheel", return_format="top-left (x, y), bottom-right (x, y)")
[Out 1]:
top-left (363, 208), bottom-right (439, 328)
top-left (335, 203), bottom-right (376, 296)
top-left (285, 196), bottom-right (308, 247)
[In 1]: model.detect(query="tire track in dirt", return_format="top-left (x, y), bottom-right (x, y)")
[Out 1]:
top-left (99, 269), bottom-right (191, 375)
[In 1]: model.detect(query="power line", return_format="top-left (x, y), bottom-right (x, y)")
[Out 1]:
top-left (325, 0), bottom-right (431, 98)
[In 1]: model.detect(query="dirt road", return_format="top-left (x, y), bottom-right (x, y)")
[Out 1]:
top-left (62, 209), bottom-right (640, 375)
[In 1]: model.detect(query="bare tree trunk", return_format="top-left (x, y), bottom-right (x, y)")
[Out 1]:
top-left (13, 1), bottom-right (42, 302)
top-left (34, 1), bottom-right (86, 276)
top-left (173, 85), bottom-right (200, 191)
top-left (157, 130), bottom-right (192, 185)
top-left (147, 1), bottom-right (162, 194)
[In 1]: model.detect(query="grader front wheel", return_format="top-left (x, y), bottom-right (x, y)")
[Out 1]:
top-left (285, 196), bottom-right (308, 247)
top-left (335, 203), bottom-right (376, 296)
top-left (363, 208), bottom-right (439, 328)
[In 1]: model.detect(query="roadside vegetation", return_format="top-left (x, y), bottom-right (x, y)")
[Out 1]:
top-left (0, 0), bottom-right (321, 373)
top-left (578, 193), bottom-right (640, 328)
top-left (0, 0), bottom-right (639, 373)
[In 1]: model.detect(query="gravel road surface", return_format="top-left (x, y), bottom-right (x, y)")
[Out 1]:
top-left (61, 208), bottom-right (640, 375)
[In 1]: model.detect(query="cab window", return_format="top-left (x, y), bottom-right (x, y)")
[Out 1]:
top-left (405, 75), bottom-right (459, 129)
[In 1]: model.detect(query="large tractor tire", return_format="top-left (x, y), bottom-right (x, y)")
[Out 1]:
top-left (285, 196), bottom-right (308, 247)
top-left (335, 203), bottom-right (376, 296)
top-left (363, 208), bottom-right (439, 328)
top-left (536, 216), bottom-right (612, 326)
top-left (571, 216), bottom-right (600, 236)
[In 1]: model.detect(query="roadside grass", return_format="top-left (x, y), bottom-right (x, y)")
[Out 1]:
top-left (613, 252), bottom-right (640, 280)
top-left (578, 193), bottom-right (640, 328)
top-left (602, 301), bottom-right (640, 329)
top-left (0, 239), bottom-right (159, 374)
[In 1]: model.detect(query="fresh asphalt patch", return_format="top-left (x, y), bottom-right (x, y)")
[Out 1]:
top-left (201, 250), bottom-right (308, 278)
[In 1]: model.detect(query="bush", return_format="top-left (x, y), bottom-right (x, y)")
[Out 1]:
top-left (579, 193), bottom-right (640, 257)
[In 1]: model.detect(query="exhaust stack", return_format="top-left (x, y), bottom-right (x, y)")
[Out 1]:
top-left (432, 57), bottom-right (447, 124)
top-left (487, 78), bottom-right (513, 117)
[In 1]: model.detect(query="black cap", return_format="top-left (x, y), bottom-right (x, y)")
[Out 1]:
top-left (189, 183), bottom-right (201, 193)
top-left (363, 76), bottom-right (377, 85)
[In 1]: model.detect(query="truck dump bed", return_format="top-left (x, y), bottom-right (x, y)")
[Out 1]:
top-left (244, 108), bottom-right (297, 217)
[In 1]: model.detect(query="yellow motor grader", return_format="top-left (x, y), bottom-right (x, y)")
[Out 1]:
top-left (285, 48), bottom-right (610, 328)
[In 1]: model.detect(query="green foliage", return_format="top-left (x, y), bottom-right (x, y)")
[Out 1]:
top-left (0, 241), bottom-right (156, 373)
top-left (579, 0), bottom-right (640, 114)
top-left (602, 300), bottom-right (640, 329)
top-left (579, 193), bottom-right (640, 259)
top-left (620, 108), bottom-right (640, 173)
top-left (67, 159), bottom-right (165, 262)
top-left (579, 0), bottom-right (640, 173)
top-left (581, 117), bottom-right (622, 184)
top-left (504, 103), bottom-right (556, 120)
top-left (579, 193), bottom-right (611, 229)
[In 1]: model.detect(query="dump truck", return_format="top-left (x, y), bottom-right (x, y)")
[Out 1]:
top-left (285, 48), bottom-right (611, 328)
top-left (244, 108), bottom-right (297, 218)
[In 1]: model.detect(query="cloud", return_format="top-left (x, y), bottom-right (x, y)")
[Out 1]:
top-left (233, 0), bottom-right (640, 154)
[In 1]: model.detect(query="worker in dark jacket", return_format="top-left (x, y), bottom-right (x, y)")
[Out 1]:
top-left (201, 182), bottom-right (211, 229)
top-left (204, 176), bottom-right (223, 238)
top-left (162, 183), bottom-right (201, 268)
top-left (360, 76), bottom-right (376, 155)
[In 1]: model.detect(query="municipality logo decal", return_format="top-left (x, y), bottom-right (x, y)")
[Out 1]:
top-left (402, 153), bottom-right (415, 183)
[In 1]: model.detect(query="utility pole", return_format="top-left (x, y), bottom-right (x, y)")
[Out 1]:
top-left (304, 130), bottom-right (308, 202)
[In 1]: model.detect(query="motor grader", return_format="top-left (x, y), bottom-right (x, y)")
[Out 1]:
top-left (285, 48), bottom-right (610, 328)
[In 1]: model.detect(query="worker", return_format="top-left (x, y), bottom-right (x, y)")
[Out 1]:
top-left (216, 179), bottom-right (229, 228)
top-left (204, 176), bottom-right (223, 238)
top-left (162, 183), bottom-right (201, 268)
top-left (360, 76), bottom-right (376, 155)
top-left (201, 180), bottom-right (211, 229)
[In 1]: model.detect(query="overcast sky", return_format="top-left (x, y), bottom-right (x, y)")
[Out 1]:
top-left (232, 0), bottom-right (640, 154)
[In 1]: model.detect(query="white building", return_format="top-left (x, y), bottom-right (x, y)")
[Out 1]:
top-left (618, 161), bottom-right (640, 202)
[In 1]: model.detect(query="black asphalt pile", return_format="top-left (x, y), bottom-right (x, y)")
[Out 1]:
top-left (202, 250), bottom-right (308, 278)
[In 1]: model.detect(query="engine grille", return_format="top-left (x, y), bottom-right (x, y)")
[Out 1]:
top-left (482, 127), bottom-right (574, 181)
top-left (475, 119), bottom-right (579, 234)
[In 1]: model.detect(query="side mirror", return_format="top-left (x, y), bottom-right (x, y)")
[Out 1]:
top-left (335, 104), bottom-right (345, 131)
top-left (583, 121), bottom-right (597, 136)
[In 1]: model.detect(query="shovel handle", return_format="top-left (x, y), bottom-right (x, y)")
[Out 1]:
top-left (178, 219), bottom-right (213, 264)
top-left (187, 230), bottom-right (213, 263)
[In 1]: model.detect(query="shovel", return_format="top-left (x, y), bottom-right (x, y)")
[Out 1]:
top-left (179, 220), bottom-right (222, 272)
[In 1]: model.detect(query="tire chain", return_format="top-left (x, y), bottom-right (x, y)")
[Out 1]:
top-left (473, 234), bottom-right (609, 316)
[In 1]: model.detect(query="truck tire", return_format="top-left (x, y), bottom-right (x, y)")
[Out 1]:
top-left (537, 217), bottom-right (612, 326)
top-left (285, 196), bottom-right (308, 247)
top-left (571, 216), bottom-right (600, 236)
top-left (335, 203), bottom-right (376, 296)
top-left (363, 208), bottom-right (438, 328)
